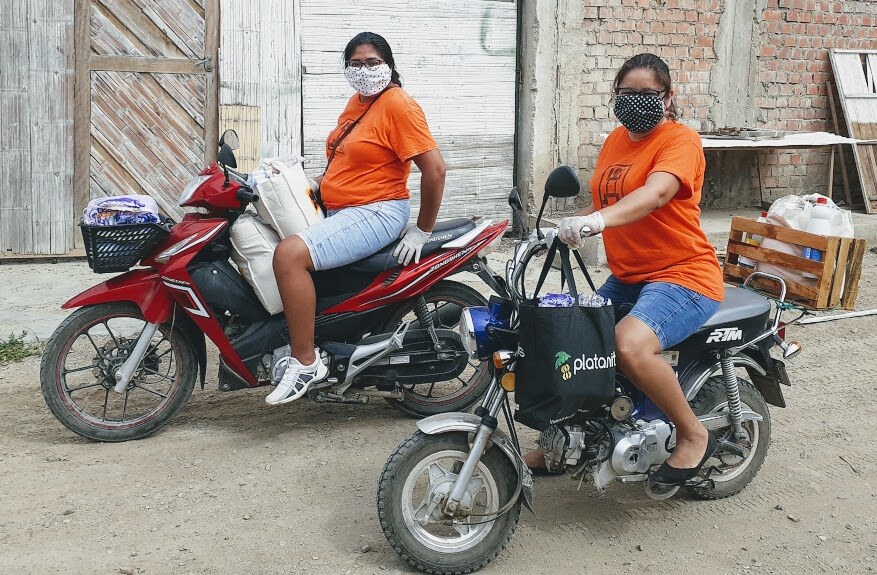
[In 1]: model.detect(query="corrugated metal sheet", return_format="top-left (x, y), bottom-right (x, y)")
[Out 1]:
top-left (219, 0), bottom-right (302, 159)
top-left (300, 0), bottom-right (517, 221)
top-left (0, 0), bottom-right (75, 254)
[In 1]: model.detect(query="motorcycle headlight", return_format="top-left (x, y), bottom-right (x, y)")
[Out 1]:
top-left (179, 175), bottom-right (211, 205)
top-left (459, 308), bottom-right (480, 358)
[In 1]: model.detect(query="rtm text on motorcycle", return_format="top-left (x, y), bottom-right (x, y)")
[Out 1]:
top-left (40, 130), bottom-right (511, 442)
top-left (377, 166), bottom-right (804, 574)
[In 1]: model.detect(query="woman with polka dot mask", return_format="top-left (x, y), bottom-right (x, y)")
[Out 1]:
top-left (527, 53), bottom-right (726, 488)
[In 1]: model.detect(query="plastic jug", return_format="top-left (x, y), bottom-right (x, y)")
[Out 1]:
top-left (801, 197), bottom-right (832, 278)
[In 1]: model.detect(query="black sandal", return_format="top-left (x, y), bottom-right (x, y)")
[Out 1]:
top-left (528, 465), bottom-right (566, 477)
top-left (650, 432), bottom-right (718, 486)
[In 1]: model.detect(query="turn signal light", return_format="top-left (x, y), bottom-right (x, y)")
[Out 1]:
top-left (500, 372), bottom-right (516, 392)
top-left (492, 352), bottom-right (505, 369)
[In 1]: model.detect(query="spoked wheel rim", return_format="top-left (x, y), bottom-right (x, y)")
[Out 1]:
top-left (54, 312), bottom-right (185, 430)
top-left (389, 296), bottom-right (488, 408)
top-left (708, 400), bottom-right (760, 482)
top-left (401, 449), bottom-right (500, 553)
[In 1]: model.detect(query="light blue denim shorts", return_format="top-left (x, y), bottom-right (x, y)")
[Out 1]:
top-left (597, 275), bottom-right (721, 349)
top-left (295, 199), bottom-right (410, 271)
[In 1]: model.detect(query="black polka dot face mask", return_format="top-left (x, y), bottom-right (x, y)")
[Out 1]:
top-left (613, 94), bottom-right (666, 134)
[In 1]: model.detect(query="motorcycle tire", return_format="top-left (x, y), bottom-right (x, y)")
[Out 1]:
top-left (688, 376), bottom-right (771, 500)
top-left (380, 281), bottom-right (490, 417)
top-left (41, 302), bottom-right (197, 442)
top-left (377, 430), bottom-right (522, 574)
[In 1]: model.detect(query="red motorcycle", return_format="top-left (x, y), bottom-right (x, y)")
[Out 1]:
top-left (41, 131), bottom-right (509, 442)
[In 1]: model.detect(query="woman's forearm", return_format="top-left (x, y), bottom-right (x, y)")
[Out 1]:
top-left (417, 168), bottom-right (444, 232)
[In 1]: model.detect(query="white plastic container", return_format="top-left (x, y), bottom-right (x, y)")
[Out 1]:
top-left (801, 197), bottom-right (832, 278)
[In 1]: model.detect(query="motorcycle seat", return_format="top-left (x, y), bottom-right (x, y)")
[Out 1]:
top-left (700, 287), bottom-right (771, 329)
top-left (346, 217), bottom-right (478, 274)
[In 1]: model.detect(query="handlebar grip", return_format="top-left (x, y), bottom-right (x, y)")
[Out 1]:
top-left (236, 188), bottom-right (259, 203)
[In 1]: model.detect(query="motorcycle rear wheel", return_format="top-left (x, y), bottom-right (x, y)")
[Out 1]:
top-left (377, 431), bottom-right (521, 574)
top-left (380, 281), bottom-right (490, 417)
top-left (41, 302), bottom-right (197, 442)
top-left (688, 376), bottom-right (771, 499)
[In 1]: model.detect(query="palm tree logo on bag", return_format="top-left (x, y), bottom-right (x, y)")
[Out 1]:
top-left (555, 351), bottom-right (572, 380)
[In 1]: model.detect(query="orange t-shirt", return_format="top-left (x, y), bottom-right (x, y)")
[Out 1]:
top-left (590, 121), bottom-right (724, 302)
top-left (320, 87), bottom-right (438, 210)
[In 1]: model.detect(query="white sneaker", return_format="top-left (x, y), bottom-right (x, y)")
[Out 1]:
top-left (265, 352), bottom-right (328, 405)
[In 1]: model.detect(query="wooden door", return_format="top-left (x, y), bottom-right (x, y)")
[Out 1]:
top-left (830, 49), bottom-right (877, 214)
top-left (73, 0), bottom-right (220, 224)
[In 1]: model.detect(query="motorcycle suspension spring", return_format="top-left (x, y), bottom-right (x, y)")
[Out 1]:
top-left (719, 356), bottom-right (746, 440)
top-left (414, 295), bottom-right (435, 330)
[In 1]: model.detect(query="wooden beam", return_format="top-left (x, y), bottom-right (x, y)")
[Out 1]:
top-left (90, 55), bottom-right (205, 74)
top-left (203, 0), bottom-right (219, 164)
top-left (73, 0), bottom-right (91, 248)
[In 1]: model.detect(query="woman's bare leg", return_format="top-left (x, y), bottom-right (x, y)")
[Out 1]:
top-left (615, 316), bottom-right (708, 468)
top-left (273, 236), bottom-right (318, 365)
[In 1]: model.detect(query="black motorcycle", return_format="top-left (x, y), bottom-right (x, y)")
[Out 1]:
top-left (376, 166), bottom-right (803, 574)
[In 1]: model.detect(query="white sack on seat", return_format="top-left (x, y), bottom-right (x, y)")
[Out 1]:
top-left (230, 212), bottom-right (284, 315)
top-left (250, 156), bottom-right (324, 238)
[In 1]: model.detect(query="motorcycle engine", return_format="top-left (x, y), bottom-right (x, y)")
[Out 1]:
top-left (538, 425), bottom-right (586, 473)
top-left (592, 420), bottom-right (674, 491)
top-left (264, 344), bottom-right (291, 385)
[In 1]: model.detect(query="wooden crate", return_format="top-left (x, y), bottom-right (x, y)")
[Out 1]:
top-left (724, 216), bottom-right (867, 310)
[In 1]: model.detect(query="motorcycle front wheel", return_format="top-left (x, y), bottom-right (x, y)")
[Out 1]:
top-left (380, 281), bottom-right (491, 417)
top-left (377, 431), bottom-right (522, 574)
top-left (41, 302), bottom-right (197, 442)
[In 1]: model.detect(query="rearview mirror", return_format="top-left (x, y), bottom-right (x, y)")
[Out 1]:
top-left (544, 166), bottom-right (580, 198)
top-left (220, 129), bottom-right (240, 150)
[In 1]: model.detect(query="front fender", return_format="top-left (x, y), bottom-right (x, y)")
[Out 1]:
top-left (63, 269), bottom-right (173, 324)
top-left (416, 412), bottom-right (534, 512)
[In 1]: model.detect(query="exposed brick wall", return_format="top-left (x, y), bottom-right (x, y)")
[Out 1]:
top-left (572, 0), bottom-right (874, 209)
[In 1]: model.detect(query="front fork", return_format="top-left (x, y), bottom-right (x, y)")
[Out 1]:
top-left (112, 321), bottom-right (161, 393)
top-left (443, 389), bottom-right (507, 514)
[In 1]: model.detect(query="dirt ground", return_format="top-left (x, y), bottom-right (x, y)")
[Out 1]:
top-left (1, 249), bottom-right (876, 575)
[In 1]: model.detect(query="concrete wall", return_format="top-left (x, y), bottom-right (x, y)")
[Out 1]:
top-left (517, 0), bottom-right (877, 215)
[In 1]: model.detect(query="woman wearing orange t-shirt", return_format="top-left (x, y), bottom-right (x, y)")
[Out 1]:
top-left (267, 32), bottom-right (446, 405)
top-left (526, 53), bottom-right (725, 486)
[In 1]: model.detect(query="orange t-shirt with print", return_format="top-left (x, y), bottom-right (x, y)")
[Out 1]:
top-left (590, 121), bottom-right (724, 302)
top-left (320, 87), bottom-right (438, 210)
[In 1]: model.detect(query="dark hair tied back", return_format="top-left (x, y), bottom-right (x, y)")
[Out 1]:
top-left (614, 53), bottom-right (678, 120)
top-left (343, 32), bottom-right (402, 87)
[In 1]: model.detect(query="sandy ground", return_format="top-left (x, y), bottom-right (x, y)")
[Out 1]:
top-left (1, 248), bottom-right (876, 575)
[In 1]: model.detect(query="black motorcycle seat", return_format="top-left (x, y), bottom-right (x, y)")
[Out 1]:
top-left (346, 217), bottom-right (478, 273)
top-left (700, 287), bottom-right (771, 329)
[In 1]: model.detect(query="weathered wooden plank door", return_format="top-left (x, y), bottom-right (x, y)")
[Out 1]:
top-left (830, 49), bottom-right (877, 214)
top-left (73, 0), bottom-right (220, 224)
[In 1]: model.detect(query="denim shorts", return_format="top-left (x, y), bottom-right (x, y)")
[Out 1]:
top-left (296, 199), bottom-right (409, 271)
top-left (596, 275), bottom-right (721, 349)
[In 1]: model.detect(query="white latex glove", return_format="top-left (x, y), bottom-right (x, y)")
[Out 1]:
top-left (393, 225), bottom-right (432, 265)
top-left (558, 212), bottom-right (605, 248)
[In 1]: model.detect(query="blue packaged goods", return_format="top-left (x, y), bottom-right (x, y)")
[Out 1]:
top-left (83, 195), bottom-right (161, 226)
top-left (538, 293), bottom-right (575, 307)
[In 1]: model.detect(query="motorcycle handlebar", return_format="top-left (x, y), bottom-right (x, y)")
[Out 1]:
top-left (236, 188), bottom-right (259, 204)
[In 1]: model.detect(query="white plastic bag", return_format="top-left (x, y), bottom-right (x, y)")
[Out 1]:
top-left (229, 212), bottom-right (283, 315)
top-left (756, 194), bottom-right (854, 286)
top-left (249, 156), bottom-right (324, 238)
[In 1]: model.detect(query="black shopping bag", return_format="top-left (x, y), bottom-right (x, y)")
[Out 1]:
top-left (515, 239), bottom-right (616, 431)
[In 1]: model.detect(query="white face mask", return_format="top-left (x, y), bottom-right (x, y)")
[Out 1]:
top-left (345, 64), bottom-right (392, 97)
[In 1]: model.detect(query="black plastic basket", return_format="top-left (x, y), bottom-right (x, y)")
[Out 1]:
top-left (80, 221), bottom-right (171, 273)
